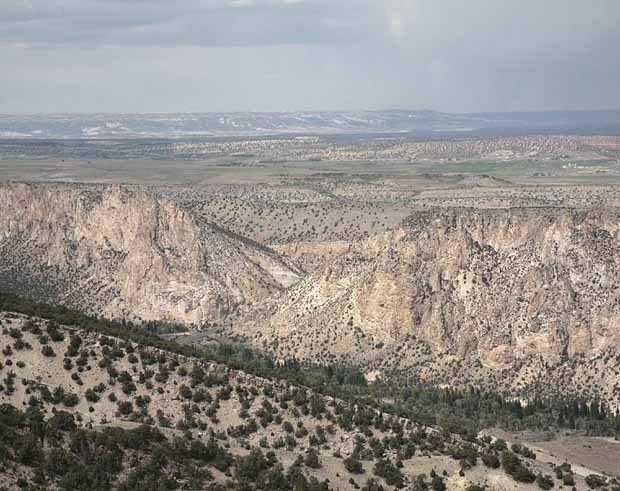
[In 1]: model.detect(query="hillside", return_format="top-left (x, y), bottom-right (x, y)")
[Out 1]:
top-left (0, 304), bottom-right (617, 490)
top-left (231, 208), bottom-right (620, 408)
top-left (0, 183), bottom-right (301, 324)
top-left (3, 183), bottom-right (620, 409)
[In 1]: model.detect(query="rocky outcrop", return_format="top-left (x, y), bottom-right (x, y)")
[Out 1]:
top-left (4, 181), bottom-right (620, 404)
top-left (0, 183), bottom-right (302, 324)
top-left (233, 207), bottom-right (620, 401)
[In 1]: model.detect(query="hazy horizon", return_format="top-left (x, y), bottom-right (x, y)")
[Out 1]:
top-left (3, 108), bottom-right (620, 117)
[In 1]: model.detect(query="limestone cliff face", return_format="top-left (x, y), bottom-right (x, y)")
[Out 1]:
top-left (235, 208), bottom-right (620, 373)
top-left (0, 183), bottom-right (301, 323)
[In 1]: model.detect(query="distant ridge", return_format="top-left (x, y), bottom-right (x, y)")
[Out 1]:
top-left (1, 109), bottom-right (620, 139)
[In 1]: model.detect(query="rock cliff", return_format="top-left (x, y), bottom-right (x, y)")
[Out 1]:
top-left (0, 183), bottom-right (301, 324)
top-left (233, 207), bottom-right (620, 403)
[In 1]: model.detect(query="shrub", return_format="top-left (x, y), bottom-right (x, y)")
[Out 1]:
top-left (562, 473), bottom-right (575, 486)
top-left (304, 449), bottom-right (321, 469)
top-left (8, 328), bottom-right (23, 339)
top-left (536, 474), bottom-right (554, 490)
top-left (449, 443), bottom-right (478, 467)
top-left (62, 392), bottom-right (80, 407)
top-left (179, 384), bottom-right (193, 400)
top-left (373, 459), bottom-right (403, 487)
top-left (117, 401), bottom-right (133, 416)
top-left (481, 451), bottom-right (500, 468)
top-left (42, 345), bottom-right (56, 357)
top-left (192, 388), bottom-right (211, 404)
top-left (295, 424), bottom-right (309, 438)
top-left (491, 438), bottom-right (507, 451)
top-left (48, 411), bottom-right (76, 432)
top-left (85, 388), bottom-right (100, 403)
top-left (122, 380), bottom-right (137, 395)
top-left (431, 475), bottom-right (446, 491)
top-left (513, 466), bottom-right (535, 483)
top-left (344, 456), bottom-right (364, 474)
top-left (585, 474), bottom-right (607, 489)
top-left (511, 443), bottom-right (536, 459)
top-left (501, 451), bottom-right (535, 483)
top-left (47, 325), bottom-right (65, 342)
top-left (362, 479), bottom-right (385, 491)
top-left (285, 435), bottom-right (297, 450)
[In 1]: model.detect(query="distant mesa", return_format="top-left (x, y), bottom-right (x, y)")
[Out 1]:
top-left (1, 109), bottom-right (620, 139)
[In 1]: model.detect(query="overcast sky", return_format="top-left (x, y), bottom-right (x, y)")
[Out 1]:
top-left (1, 0), bottom-right (619, 114)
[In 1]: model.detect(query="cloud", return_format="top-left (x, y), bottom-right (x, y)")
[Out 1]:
top-left (0, 0), bottom-right (619, 113)
top-left (0, 0), bottom-right (350, 47)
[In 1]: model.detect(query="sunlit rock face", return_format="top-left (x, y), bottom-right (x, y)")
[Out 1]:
top-left (233, 208), bottom-right (620, 404)
top-left (0, 182), bottom-right (301, 324)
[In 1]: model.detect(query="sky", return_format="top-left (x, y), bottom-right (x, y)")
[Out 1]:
top-left (1, 0), bottom-right (619, 114)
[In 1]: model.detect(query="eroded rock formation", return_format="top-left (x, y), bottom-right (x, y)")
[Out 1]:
top-left (0, 183), bottom-right (301, 323)
top-left (233, 208), bottom-right (620, 402)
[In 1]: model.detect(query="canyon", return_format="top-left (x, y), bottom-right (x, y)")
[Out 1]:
top-left (2, 181), bottom-right (620, 409)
